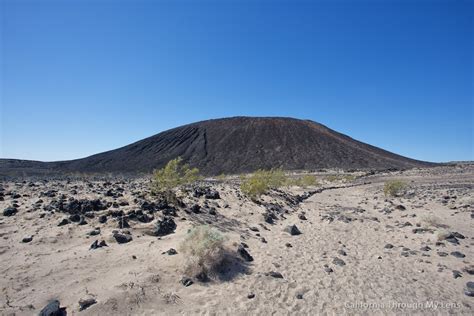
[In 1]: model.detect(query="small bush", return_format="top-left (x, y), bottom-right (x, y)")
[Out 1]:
top-left (151, 157), bottom-right (200, 195)
top-left (285, 174), bottom-right (319, 188)
top-left (436, 229), bottom-right (451, 241)
top-left (383, 180), bottom-right (407, 197)
top-left (179, 225), bottom-right (226, 278)
top-left (240, 169), bottom-right (286, 198)
top-left (421, 215), bottom-right (449, 229)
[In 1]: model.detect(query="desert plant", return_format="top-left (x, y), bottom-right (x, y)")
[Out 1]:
top-left (151, 157), bottom-right (200, 196)
top-left (383, 180), bottom-right (407, 197)
top-left (298, 174), bottom-right (318, 187)
top-left (179, 225), bottom-right (226, 278)
top-left (436, 229), bottom-right (452, 241)
top-left (240, 169), bottom-right (287, 198)
top-left (421, 215), bottom-right (449, 229)
top-left (216, 173), bottom-right (227, 182)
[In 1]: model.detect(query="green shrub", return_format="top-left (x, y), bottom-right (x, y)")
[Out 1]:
top-left (286, 174), bottom-right (318, 188)
top-left (298, 174), bottom-right (318, 187)
top-left (151, 157), bottom-right (200, 195)
top-left (180, 225), bottom-right (226, 277)
top-left (383, 180), bottom-right (407, 197)
top-left (240, 169), bottom-right (287, 198)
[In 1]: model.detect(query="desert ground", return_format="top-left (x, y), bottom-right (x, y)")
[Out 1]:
top-left (0, 165), bottom-right (473, 315)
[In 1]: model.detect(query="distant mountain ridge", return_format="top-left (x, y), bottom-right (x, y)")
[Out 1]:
top-left (0, 117), bottom-right (436, 176)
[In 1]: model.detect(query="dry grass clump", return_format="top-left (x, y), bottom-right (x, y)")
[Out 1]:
top-left (421, 214), bottom-right (448, 229)
top-left (383, 180), bottom-right (407, 197)
top-left (179, 225), bottom-right (227, 279)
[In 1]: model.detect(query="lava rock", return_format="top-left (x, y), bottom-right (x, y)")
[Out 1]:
top-left (238, 244), bottom-right (254, 262)
top-left (39, 299), bottom-right (66, 316)
top-left (79, 297), bottom-right (97, 311)
top-left (98, 215), bottom-right (108, 223)
top-left (181, 277), bottom-right (194, 287)
top-left (453, 270), bottom-right (462, 279)
top-left (298, 213), bottom-right (307, 220)
top-left (333, 257), bottom-right (346, 266)
top-left (113, 232), bottom-right (132, 244)
top-left (465, 282), bottom-right (474, 297)
top-left (22, 236), bottom-right (33, 243)
top-left (3, 206), bottom-right (17, 216)
top-left (284, 224), bottom-right (302, 236)
top-left (57, 218), bottom-right (70, 226)
top-left (164, 248), bottom-right (177, 255)
top-left (154, 217), bottom-right (177, 236)
top-left (451, 251), bottom-right (466, 258)
top-left (267, 271), bottom-right (284, 279)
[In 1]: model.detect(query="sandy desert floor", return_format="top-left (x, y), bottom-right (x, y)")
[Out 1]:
top-left (0, 165), bottom-right (473, 315)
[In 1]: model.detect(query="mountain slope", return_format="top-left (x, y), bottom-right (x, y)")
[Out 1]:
top-left (0, 117), bottom-right (435, 176)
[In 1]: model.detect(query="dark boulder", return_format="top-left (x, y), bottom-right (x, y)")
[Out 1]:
top-left (3, 206), bottom-right (17, 216)
top-left (154, 217), bottom-right (177, 236)
top-left (39, 299), bottom-right (66, 316)
top-left (113, 232), bottom-right (132, 244)
top-left (238, 244), bottom-right (254, 262)
top-left (284, 225), bottom-right (302, 236)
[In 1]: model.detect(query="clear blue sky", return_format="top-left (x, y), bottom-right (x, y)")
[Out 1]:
top-left (1, 0), bottom-right (473, 162)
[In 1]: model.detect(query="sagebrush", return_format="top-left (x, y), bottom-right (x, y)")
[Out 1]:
top-left (179, 225), bottom-right (226, 278)
top-left (383, 180), bottom-right (407, 197)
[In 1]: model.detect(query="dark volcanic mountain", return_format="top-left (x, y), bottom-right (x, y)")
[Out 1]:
top-left (0, 117), bottom-right (435, 176)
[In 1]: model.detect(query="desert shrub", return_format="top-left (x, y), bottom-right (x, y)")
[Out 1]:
top-left (151, 157), bottom-right (200, 195)
top-left (436, 229), bottom-right (451, 241)
top-left (421, 215), bottom-right (449, 229)
top-left (286, 174), bottom-right (318, 188)
top-left (215, 173), bottom-right (228, 182)
top-left (383, 180), bottom-right (407, 197)
top-left (179, 225), bottom-right (226, 278)
top-left (325, 174), bottom-right (340, 182)
top-left (298, 174), bottom-right (318, 187)
top-left (342, 174), bottom-right (356, 182)
top-left (240, 169), bottom-right (287, 198)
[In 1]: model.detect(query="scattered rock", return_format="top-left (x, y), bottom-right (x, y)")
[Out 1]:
top-left (22, 236), bottom-right (33, 243)
top-left (451, 251), bottom-right (466, 258)
top-left (384, 244), bottom-right (394, 249)
top-left (90, 240), bottom-right (107, 250)
top-left (267, 271), bottom-right (284, 278)
top-left (465, 282), bottom-right (474, 297)
top-left (247, 293), bottom-right (255, 299)
top-left (238, 244), bottom-right (254, 262)
top-left (39, 299), bottom-right (66, 316)
top-left (98, 215), bottom-right (108, 223)
top-left (58, 218), bottom-right (70, 226)
top-left (154, 217), bottom-right (177, 236)
top-left (164, 248), bottom-right (177, 255)
top-left (113, 232), bottom-right (132, 244)
top-left (333, 257), bottom-right (346, 266)
top-left (284, 224), bottom-right (302, 236)
top-left (453, 270), bottom-right (462, 279)
top-left (79, 297), bottom-right (97, 311)
top-left (181, 277), bottom-right (193, 287)
top-left (3, 206), bottom-right (17, 216)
